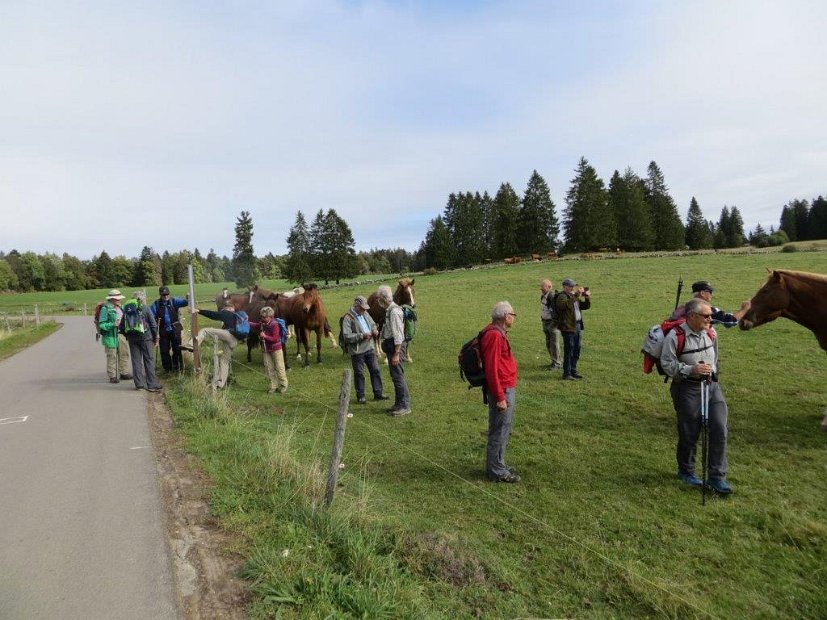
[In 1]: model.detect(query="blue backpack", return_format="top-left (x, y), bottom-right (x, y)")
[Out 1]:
top-left (233, 311), bottom-right (250, 340)
top-left (275, 318), bottom-right (288, 347)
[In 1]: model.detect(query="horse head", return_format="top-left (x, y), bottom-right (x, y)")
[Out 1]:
top-left (395, 278), bottom-right (416, 308)
top-left (739, 270), bottom-right (790, 331)
top-left (300, 284), bottom-right (320, 315)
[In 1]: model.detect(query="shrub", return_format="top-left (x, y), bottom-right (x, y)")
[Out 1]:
top-left (781, 244), bottom-right (798, 253)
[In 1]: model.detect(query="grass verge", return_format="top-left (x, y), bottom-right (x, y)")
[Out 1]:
top-left (0, 321), bottom-right (61, 361)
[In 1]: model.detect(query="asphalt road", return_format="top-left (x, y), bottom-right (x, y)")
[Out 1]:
top-left (0, 316), bottom-right (178, 619)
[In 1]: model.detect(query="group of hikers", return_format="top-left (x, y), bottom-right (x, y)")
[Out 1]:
top-left (96, 276), bottom-right (754, 492)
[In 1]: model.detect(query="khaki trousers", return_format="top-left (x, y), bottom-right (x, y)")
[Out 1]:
top-left (197, 328), bottom-right (238, 388)
top-left (105, 334), bottom-right (132, 378)
top-left (263, 349), bottom-right (288, 391)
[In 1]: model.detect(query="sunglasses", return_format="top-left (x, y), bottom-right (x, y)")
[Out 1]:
top-left (692, 312), bottom-right (713, 319)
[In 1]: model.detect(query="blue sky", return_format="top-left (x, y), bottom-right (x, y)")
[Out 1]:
top-left (2, 0), bottom-right (825, 259)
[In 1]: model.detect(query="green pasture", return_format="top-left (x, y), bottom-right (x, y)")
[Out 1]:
top-left (15, 251), bottom-right (826, 618)
top-left (159, 250), bottom-right (827, 619)
top-left (0, 321), bottom-right (60, 361)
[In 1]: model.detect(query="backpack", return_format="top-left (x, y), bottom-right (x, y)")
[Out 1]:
top-left (122, 299), bottom-right (145, 335)
top-left (544, 291), bottom-right (561, 321)
top-left (641, 318), bottom-right (715, 378)
top-left (94, 301), bottom-right (105, 334)
top-left (338, 313), bottom-right (353, 350)
top-left (401, 305), bottom-right (417, 342)
top-left (275, 318), bottom-right (289, 347)
top-left (458, 331), bottom-right (487, 389)
top-left (232, 310), bottom-right (250, 340)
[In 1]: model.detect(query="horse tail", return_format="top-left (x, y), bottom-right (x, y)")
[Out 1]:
top-left (323, 318), bottom-right (333, 336)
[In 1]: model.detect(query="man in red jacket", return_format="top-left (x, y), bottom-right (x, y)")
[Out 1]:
top-left (481, 301), bottom-right (520, 483)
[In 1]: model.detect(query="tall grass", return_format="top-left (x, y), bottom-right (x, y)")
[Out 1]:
top-left (138, 252), bottom-right (827, 617)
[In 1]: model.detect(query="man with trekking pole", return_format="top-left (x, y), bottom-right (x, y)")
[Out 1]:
top-left (660, 298), bottom-right (734, 496)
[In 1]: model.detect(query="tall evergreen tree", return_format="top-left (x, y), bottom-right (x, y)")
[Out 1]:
top-left (95, 251), bottom-right (113, 288)
top-left (422, 216), bottom-right (454, 269)
top-left (684, 197), bottom-right (711, 249)
top-left (608, 168), bottom-right (655, 251)
top-left (779, 203), bottom-right (797, 241)
top-left (283, 211), bottom-right (314, 284)
top-left (518, 170), bottom-right (560, 253)
top-left (443, 192), bottom-right (485, 266)
top-left (563, 157), bottom-right (613, 252)
top-left (323, 209), bottom-right (359, 284)
top-left (646, 161), bottom-right (685, 250)
top-left (727, 206), bottom-right (746, 247)
top-left (134, 246), bottom-right (161, 286)
top-left (205, 249), bottom-right (225, 283)
top-left (808, 195), bottom-right (827, 240)
top-left (232, 210), bottom-right (257, 288)
top-left (491, 183), bottom-right (521, 258)
top-left (479, 191), bottom-right (494, 258)
top-left (793, 199), bottom-right (811, 240)
top-left (715, 206), bottom-right (731, 249)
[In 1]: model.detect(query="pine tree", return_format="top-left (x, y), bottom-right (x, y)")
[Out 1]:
top-left (715, 207), bottom-right (731, 248)
top-left (808, 195), bottom-right (827, 239)
top-left (779, 204), bottom-right (797, 241)
top-left (134, 246), bottom-right (161, 287)
top-left (96, 251), bottom-right (113, 288)
top-left (284, 211), bottom-right (313, 285)
top-left (491, 183), bottom-right (521, 259)
top-left (324, 209), bottom-right (359, 284)
top-left (518, 170), bottom-right (560, 253)
top-left (684, 197), bottom-right (711, 250)
top-left (608, 168), bottom-right (655, 251)
top-left (206, 249), bottom-right (224, 283)
top-left (232, 210), bottom-right (257, 288)
top-left (646, 161), bottom-right (685, 250)
top-left (563, 157), bottom-right (613, 252)
top-left (793, 199), bottom-right (811, 240)
top-left (422, 216), bottom-right (454, 269)
top-left (727, 206), bottom-right (746, 247)
top-left (443, 192), bottom-right (485, 266)
top-left (479, 191), bottom-right (494, 259)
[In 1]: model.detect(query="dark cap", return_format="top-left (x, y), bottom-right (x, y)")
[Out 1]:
top-left (562, 278), bottom-right (576, 287)
top-left (159, 286), bottom-right (170, 295)
top-left (691, 280), bottom-right (714, 293)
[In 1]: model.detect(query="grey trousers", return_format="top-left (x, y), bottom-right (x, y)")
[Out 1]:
top-left (486, 387), bottom-right (515, 480)
top-left (542, 319), bottom-right (562, 365)
top-left (670, 380), bottom-right (728, 479)
top-left (127, 336), bottom-right (162, 390)
top-left (381, 339), bottom-right (410, 409)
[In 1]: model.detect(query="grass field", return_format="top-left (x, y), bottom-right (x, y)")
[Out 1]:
top-left (0, 321), bottom-right (61, 361)
top-left (9, 252), bottom-right (826, 618)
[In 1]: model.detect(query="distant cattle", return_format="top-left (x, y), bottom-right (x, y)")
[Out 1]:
top-left (503, 256), bottom-right (521, 265)
top-left (547, 251), bottom-right (559, 260)
top-left (580, 252), bottom-right (602, 260)
top-left (531, 254), bottom-right (541, 262)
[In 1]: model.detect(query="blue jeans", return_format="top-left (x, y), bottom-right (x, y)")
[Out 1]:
top-left (381, 339), bottom-right (410, 410)
top-left (486, 387), bottom-right (515, 479)
top-left (562, 328), bottom-right (582, 376)
top-left (350, 349), bottom-right (384, 399)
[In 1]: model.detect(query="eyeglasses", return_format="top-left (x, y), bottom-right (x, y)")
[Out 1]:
top-left (692, 312), bottom-right (713, 319)
top-left (507, 312), bottom-right (517, 317)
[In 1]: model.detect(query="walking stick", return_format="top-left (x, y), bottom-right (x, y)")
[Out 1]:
top-left (700, 378), bottom-right (709, 506)
top-left (674, 275), bottom-right (684, 312)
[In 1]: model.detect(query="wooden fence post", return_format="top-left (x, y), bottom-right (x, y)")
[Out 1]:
top-left (325, 369), bottom-right (352, 507)
top-left (21, 311), bottom-right (26, 328)
top-left (34, 304), bottom-right (40, 326)
top-left (83, 303), bottom-right (88, 316)
top-left (188, 264), bottom-right (201, 374)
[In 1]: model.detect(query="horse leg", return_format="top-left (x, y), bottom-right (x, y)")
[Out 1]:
top-left (316, 328), bottom-right (322, 364)
top-left (302, 328), bottom-right (310, 367)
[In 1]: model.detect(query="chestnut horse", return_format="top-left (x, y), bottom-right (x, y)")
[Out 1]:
top-left (215, 286), bottom-right (277, 362)
top-left (739, 269), bottom-right (827, 351)
top-left (739, 269), bottom-right (827, 430)
top-left (266, 283), bottom-right (336, 366)
top-left (367, 278), bottom-right (416, 362)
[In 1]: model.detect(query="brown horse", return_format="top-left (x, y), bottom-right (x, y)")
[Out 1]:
top-left (739, 269), bottom-right (827, 351)
top-left (739, 269), bottom-right (827, 430)
top-left (267, 283), bottom-right (336, 366)
top-left (214, 286), bottom-right (277, 362)
top-left (367, 278), bottom-right (416, 361)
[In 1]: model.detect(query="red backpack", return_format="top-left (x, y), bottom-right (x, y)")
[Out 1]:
top-left (641, 318), bottom-right (716, 377)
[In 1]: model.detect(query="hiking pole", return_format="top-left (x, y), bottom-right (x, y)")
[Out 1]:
top-left (700, 378), bottom-right (709, 506)
top-left (674, 274), bottom-right (684, 312)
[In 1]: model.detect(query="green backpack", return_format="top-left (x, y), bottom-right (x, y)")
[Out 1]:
top-left (401, 305), bottom-right (417, 342)
top-left (122, 299), bottom-right (145, 335)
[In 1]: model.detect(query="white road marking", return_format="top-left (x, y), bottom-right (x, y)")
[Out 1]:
top-left (0, 416), bottom-right (29, 425)
top-left (130, 446), bottom-right (147, 450)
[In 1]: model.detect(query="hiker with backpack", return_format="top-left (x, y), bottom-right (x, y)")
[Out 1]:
top-left (123, 291), bottom-right (163, 392)
top-left (555, 278), bottom-right (591, 381)
top-left (150, 285), bottom-right (189, 374)
top-left (672, 280), bottom-right (751, 328)
top-left (249, 306), bottom-right (288, 394)
top-left (482, 301), bottom-right (520, 483)
top-left (97, 289), bottom-right (132, 384)
top-left (340, 296), bottom-right (388, 406)
top-left (185, 300), bottom-right (248, 390)
top-left (376, 285), bottom-right (410, 417)
top-left (660, 298), bottom-right (734, 495)
top-left (540, 279), bottom-right (563, 370)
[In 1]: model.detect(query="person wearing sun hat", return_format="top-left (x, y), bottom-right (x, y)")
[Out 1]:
top-left (97, 289), bottom-right (132, 383)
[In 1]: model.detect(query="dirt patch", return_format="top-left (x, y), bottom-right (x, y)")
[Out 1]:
top-left (147, 394), bottom-right (250, 619)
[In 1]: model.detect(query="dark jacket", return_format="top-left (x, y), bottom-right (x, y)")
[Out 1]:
top-left (198, 308), bottom-right (238, 331)
top-left (151, 297), bottom-right (188, 332)
top-left (555, 292), bottom-right (591, 333)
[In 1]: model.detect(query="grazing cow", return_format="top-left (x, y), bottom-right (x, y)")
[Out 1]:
top-left (531, 254), bottom-right (541, 262)
top-left (367, 278), bottom-right (416, 362)
top-left (267, 283), bottom-right (336, 366)
top-left (739, 269), bottom-right (827, 430)
top-left (547, 251), bottom-right (559, 260)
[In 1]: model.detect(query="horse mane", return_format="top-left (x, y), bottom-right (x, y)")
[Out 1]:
top-left (773, 269), bottom-right (827, 284)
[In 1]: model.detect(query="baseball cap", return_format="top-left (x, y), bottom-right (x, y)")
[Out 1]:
top-left (354, 295), bottom-right (370, 309)
top-left (691, 281), bottom-right (714, 293)
top-left (159, 285), bottom-right (170, 295)
top-left (562, 278), bottom-right (577, 287)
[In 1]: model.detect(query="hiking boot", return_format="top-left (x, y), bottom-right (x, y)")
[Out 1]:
top-left (277, 386), bottom-right (288, 393)
top-left (179, 344), bottom-right (194, 352)
top-left (550, 362), bottom-right (562, 370)
top-left (373, 394), bottom-right (390, 401)
top-left (490, 473), bottom-right (521, 483)
top-left (388, 408), bottom-right (411, 417)
top-left (268, 387), bottom-right (277, 394)
top-left (677, 472), bottom-right (703, 487)
top-left (109, 377), bottom-right (119, 384)
top-left (357, 396), bottom-right (367, 405)
top-left (562, 375), bottom-right (577, 381)
top-left (706, 478), bottom-right (734, 494)
top-left (572, 372), bottom-right (584, 379)
top-left (147, 387), bottom-right (162, 393)
top-left (120, 374), bottom-right (132, 380)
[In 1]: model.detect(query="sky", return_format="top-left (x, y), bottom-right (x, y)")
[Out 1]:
top-left (2, 0), bottom-right (825, 259)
